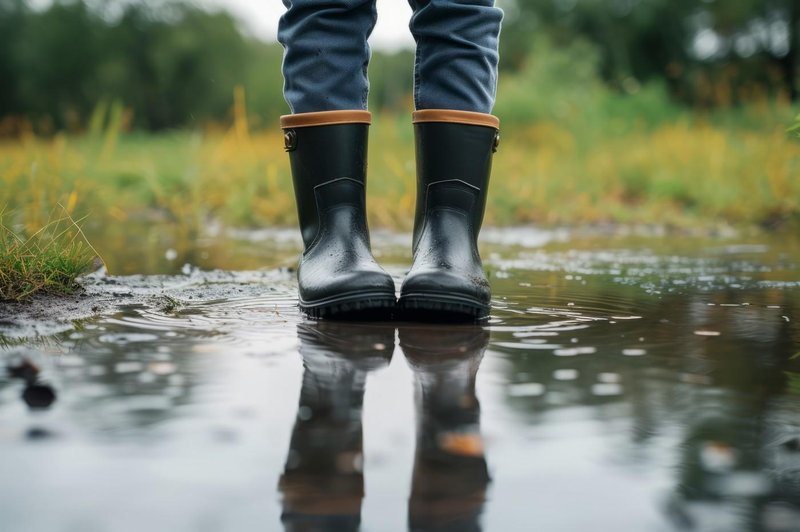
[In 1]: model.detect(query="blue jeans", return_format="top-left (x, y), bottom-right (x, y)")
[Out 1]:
top-left (278, 0), bottom-right (502, 114)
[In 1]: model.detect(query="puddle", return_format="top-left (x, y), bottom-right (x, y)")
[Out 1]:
top-left (1, 228), bottom-right (799, 531)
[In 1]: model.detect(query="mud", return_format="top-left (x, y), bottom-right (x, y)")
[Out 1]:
top-left (0, 267), bottom-right (295, 339)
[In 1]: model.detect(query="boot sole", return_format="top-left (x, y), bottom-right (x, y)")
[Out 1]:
top-left (398, 293), bottom-right (490, 323)
top-left (299, 291), bottom-right (396, 320)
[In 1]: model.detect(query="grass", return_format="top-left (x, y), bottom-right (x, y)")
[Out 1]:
top-left (1, 103), bottom-right (798, 235)
top-left (789, 114), bottom-right (800, 139)
top-left (0, 108), bottom-right (798, 291)
top-left (0, 211), bottom-right (99, 301)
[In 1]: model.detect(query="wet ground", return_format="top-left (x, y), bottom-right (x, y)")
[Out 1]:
top-left (1, 227), bottom-right (800, 532)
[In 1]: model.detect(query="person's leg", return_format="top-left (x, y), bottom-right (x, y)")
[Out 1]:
top-left (278, 0), bottom-right (377, 113)
top-left (278, 0), bottom-right (395, 318)
top-left (408, 0), bottom-right (502, 113)
top-left (399, 0), bottom-right (503, 321)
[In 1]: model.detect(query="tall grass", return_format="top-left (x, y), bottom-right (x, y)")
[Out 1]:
top-left (4, 105), bottom-right (797, 235)
top-left (789, 114), bottom-right (800, 140)
top-left (0, 211), bottom-right (99, 301)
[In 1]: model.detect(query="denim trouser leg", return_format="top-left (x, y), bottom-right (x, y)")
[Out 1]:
top-left (278, 0), bottom-right (502, 115)
top-left (408, 0), bottom-right (502, 114)
top-left (278, 0), bottom-right (377, 113)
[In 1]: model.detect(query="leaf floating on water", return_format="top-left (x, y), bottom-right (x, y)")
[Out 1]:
top-left (694, 330), bottom-right (721, 337)
top-left (439, 433), bottom-right (484, 457)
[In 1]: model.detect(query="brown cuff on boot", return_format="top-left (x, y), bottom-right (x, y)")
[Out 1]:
top-left (280, 110), bottom-right (372, 129)
top-left (412, 109), bottom-right (499, 129)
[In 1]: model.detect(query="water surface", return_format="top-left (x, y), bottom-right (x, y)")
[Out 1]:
top-left (1, 228), bottom-right (799, 531)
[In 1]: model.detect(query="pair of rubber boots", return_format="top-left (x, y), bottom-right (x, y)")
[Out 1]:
top-left (281, 109), bottom-right (499, 321)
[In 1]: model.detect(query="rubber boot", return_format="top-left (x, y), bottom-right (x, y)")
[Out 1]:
top-left (281, 111), bottom-right (396, 319)
top-left (398, 110), bottom-right (500, 322)
top-left (399, 324), bottom-right (491, 531)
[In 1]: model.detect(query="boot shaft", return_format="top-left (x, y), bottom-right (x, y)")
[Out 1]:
top-left (411, 112), bottom-right (499, 251)
top-left (281, 112), bottom-right (371, 250)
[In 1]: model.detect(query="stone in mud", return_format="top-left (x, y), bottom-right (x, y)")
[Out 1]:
top-left (26, 427), bottom-right (57, 441)
top-left (781, 437), bottom-right (800, 452)
top-left (22, 383), bottom-right (57, 410)
top-left (7, 358), bottom-right (40, 382)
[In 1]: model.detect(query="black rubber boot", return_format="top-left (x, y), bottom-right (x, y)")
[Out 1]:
top-left (398, 110), bottom-right (500, 322)
top-left (281, 111), bottom-right (396, 319)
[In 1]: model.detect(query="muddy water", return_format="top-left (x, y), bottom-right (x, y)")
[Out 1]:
top-left (1, 228), bottom-right (800, 532)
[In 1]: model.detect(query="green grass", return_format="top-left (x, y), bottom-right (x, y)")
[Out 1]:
top-left (3, 106), bottom-right (799, 235)
top-left (0, 212), bottom-right (98, 301)
top-left (789, 114), bottom-right (800, 139)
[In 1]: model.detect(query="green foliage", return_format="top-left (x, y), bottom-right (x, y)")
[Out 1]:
top-left (0, 0), bottom-right (420, 131)
top-left (0, 212), bottom-right (98, 301)
top-left (368, 50), bottom-right (415, 112)
top-left (499, 0), bottom-right (798, 103)
top-left (495, 37), bottom-right (683, 132)
top-left (1, 0), bottom-right (251, 130)
top-left (2, 0), bottom-right (798, 134)
top-left (789, 114), bottom-right (800, 139)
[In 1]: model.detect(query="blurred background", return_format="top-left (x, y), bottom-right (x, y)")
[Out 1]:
top-left (1, 0), bottom-right (797, 131)
top-left (0, 0), bottom-right (799, 274)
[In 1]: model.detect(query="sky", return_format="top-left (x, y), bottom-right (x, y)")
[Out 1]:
top-left (205, 0), bottom-right (416, 50)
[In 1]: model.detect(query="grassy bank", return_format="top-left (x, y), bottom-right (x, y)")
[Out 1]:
top-left (1, 105), bottom-right (798, 237)
top-left (0, 104), bottom-right (798, 292)
top-left (0, 214), bottom-right (96, 300)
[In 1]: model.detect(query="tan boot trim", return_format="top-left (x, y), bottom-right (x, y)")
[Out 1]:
top-left (412, 109), bottom-right (499, 129)
top-left (280, 110), bottom-right (371, 128)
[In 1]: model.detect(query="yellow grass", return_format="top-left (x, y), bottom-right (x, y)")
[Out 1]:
top-left (1, 108), bottom-right (799, 241)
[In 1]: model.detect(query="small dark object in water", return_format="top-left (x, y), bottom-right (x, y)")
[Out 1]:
top-left (22, 383), bottom-right (57, 410)
top-left (26, 427), bottom-right (56, 441)
top-left (7, 358), bottom-right (40, 382)
top-left (781, 438), bottom-right (800, 452)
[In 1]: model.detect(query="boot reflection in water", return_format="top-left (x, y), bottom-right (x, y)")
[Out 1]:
top-left (400, 325), bottom-right (491, 532)
top-left (279, 322), bottom-right (395, 531)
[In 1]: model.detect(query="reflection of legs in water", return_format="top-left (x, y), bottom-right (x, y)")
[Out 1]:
top-left (279, 322), bottom-right (395, 532)
top-left (400, 325), bottom-right (491, 532)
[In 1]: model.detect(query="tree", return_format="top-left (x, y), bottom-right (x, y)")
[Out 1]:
top-left (500, 0), bottom-right (799, 102)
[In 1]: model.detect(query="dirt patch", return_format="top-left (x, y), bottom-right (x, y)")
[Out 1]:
top-left (0, 267), bottom-right (296, 339)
